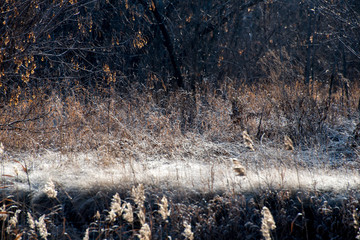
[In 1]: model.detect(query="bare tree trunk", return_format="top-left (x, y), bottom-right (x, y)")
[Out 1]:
top-left (138, 0), bottom-right (184, 90)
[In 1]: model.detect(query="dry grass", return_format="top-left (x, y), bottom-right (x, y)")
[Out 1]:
top-left (0, 80), bottom-right (360, 239)
top-left (0, 79), bottom-right (358, 152)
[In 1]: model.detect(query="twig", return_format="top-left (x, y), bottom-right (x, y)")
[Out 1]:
top-left (0, 111), bottom-right (50, 130)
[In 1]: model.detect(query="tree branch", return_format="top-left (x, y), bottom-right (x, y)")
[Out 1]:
top-left (0, 112), bottom-right (49, 130)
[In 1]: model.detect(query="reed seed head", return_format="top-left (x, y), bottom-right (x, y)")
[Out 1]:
top-left (107, 193), bottom-right (122, 222)
top-left (122, 202), bottom-right (134, 223)
top-left (243, 131), bottom-right (255, 151)
top-left (36, 214), bottom-right (50, 240)
top-left (137, 208), bottom-right (146, 226)
top-left (158, 196), bottom-right (171, 220)
top-left (138, 223), bottom-right (151, 240)
top-left (107, 210), bottom-right (117, 223)
top-left (132, 184), bottom-right (146, 208)
top-left (94, 210), bottom-right (101, 220)
top-left (7, 209), bottom-right (21, 233)
top-left (232, 159), bottom-right (246, 176)
top-left (43, 180), bottom-right (57, 199)
top-left (261, 206), bottom-right (276, 240)
top-left (27, 212), bottom-right (36, 231)
top-left (182, 221), bottom-right (194, 240)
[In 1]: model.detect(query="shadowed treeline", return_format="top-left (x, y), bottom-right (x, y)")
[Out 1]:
top-left (0, 0), bottom-right (359, 97)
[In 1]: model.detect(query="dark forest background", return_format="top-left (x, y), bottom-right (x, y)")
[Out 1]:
top-left (0, 0), bottom-right (359, 99)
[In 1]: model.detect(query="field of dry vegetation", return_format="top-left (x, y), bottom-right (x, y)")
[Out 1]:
top-left (1, 0), bottom-right (360, 238)
top-left (1, 80), bottom-right (360, 240)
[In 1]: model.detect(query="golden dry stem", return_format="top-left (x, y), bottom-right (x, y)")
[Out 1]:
top-left (137, 208), bottom-right (146, 226)
top-left (0, 142), bottom-right (4, 155)
top-left (353, 209), bottom-right (360, 239)
top-left (232, 159), bottom-right (246, 176)
top-left (354, 209), bottom-right (359, 230)
top-left (284, 135), bottom-right (294, 151)
top-left (0, 204), bottom-right (7, 221)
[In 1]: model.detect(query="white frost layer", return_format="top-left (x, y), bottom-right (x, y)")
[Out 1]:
top-left (2, 150), bottom-right (359, 193)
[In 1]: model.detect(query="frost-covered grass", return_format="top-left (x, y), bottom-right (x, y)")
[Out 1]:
top-left (1, 81), bottom-right (360, 239)
top-left (2, 140), bottom-right (360, 194)
top-left (1, 136), bottom-right (360, 239)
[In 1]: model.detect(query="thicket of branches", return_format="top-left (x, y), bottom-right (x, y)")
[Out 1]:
top-left (1, 0), bottom-right (359, 98)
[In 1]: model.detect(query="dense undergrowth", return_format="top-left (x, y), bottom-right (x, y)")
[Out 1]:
top-left (0, 79), bottom-right (359, 152)
top-left (1, 80), bottom-right (360, 239)
top-left (1, 185), bottom-right (360, 239)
